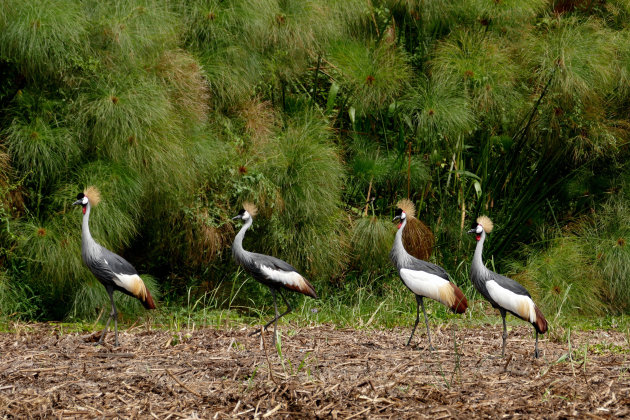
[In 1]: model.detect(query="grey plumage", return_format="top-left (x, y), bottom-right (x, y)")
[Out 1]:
top-left (391, 208), bottom-right (467, 350)
top-left (74, 191), bottom-right (155, 347)
top-left (232, 205), bottom-right (317, 345)
top-left (468, 219), bottom-right (547, 358)
top-left (390, 231), bottom-right (450, 281)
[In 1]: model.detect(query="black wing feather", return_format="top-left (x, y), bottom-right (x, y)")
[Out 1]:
top-left (100, 246), bottom-right (138, 275)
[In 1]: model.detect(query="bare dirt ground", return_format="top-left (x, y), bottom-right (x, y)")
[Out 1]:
top-left (0, 322), bottom-right (628, 419)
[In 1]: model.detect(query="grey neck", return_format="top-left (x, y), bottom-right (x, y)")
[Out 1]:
top-left (232, 217), bottom-right (253, 262)
top-left (80, 202), bottom-right (99, 262)
top-left (471, 230), bottom-right (490, 277)
top-left (82, 203), bottom-right (94, 245)
top-left (390, 217), bottom-right (411, 268)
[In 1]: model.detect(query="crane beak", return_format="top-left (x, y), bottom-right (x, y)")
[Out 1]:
top-left (232, 215), bottom-right (242, 221)
top-left (467, 228), bottom-right (482, 241)
top-left (72, 200), bottom-right (82, 206)
top-left (392, 215), bottom-right (401, 222)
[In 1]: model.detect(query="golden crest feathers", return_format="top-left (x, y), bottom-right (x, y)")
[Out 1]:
top-left (242, 202), bottom-right (258, 217)
top-left (396, 199), bottom-right (416, 219)
top-left (477, 215), bottom-right (494, 234)
top-left (84, 186), bottom-right (101, 207)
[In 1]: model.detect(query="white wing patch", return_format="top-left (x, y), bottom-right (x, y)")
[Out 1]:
top-left (260, 265), bottom-right (305, 288)
top-left (486, 280), bottom-right (536, 323)
top-left (113, 273), bottom-right (147, 300)
top-left (399, 269), bottom-right (455, 307)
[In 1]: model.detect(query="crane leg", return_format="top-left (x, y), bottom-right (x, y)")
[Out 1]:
top-left (98, 288), bottom-right (119, 346)
top-left (534, 330), bottom-right (540, 359)
top-left (419, 297), bottom-right (434, 351)
top-left (500, 308), bottom-right (507, 358)
top-left (406, 295), bottom-right (421, 346)
top-left (250, 289), bottom-right (292, 346)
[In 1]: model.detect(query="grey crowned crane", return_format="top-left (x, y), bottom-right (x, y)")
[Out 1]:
top-left (468, 216), bottom-right (547, 358)
top-left (73, 187), bottom-right (155, 346)
top-left (232, 203), bottom-right (317, 344)
top-left (390, 199), bottom-right (468, 350)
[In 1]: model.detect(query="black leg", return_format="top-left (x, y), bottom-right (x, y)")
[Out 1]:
top-left (419, 297), bottom-right (434, 351)
top-left (250, 288), bottom-right (293, 343)
top-left (98, 288), bottom-right (118, 346)
top-left (500, 308), bottom-right (507, 358)
top-left (271, 289), bottom-right (279, 346)
top-left (534, 330), bottom-right (540, 359)
top-left (406, 295), bottom-right (421, 346)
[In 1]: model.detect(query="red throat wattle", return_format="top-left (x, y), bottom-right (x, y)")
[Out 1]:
top-left (82, 207), bottom-right (86, 215)
top-left (398, 222), bottom-right (402, 229)
top-left (476, 234), bottom-right (481, 241)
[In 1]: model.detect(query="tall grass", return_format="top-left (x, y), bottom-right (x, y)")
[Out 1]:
top-left (238, 0), bottom-right (335, 81)
top-left (431, 28), bottom-right (521, 121)
top-left (75, 72), bottom-right (182, 176)
top-left (14, 219), bottom-right (85, 317)
top-left (199, 45), bottom-right (263, 110)
top-left (510, 237), bottom-right (607, 319)
top-left (511, 180), bottom-right (630, 317)
top-left (524, 16), bottom-right (616, 103)
top-left (350, 216), bottom-right (395, 273)
top-left (255, 111), bottom-right (348, 279)
top-left (4, 116), bottom-right (79, 190)
top-left (349, 137), bottom-right (431, 205)
top-left (328, 40), bottom-right (412, 114)
top-left (400, 75), bottom-right (475, 145)
top-left (2, 0), bottom-right (630, 324)
top-left (0, 0), bottom-right (89, 78)
top-left (153, 49), bottom-right (209, 124)
top-left (0, 269), bottom-right (40, 320)
top-left (583, 191), bottom-right (630, 311)
top-left (86, 0), bottom-right (179, 67)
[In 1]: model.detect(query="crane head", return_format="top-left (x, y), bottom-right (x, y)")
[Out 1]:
top-left (232, 208), bottom-right (251, 221)
top-left (73, 193), bottom-right (88, 214)
top-left (467, 223), bottom-right (484, 241)
top-left (232, 202), bottom-right (257, 221)
top-left (73, 187), bottom-right (101, 214)
top-left (392, 207), bottom-right (406, 221)
top-left (467, 216), bottom-right (493, 241)
top-left (392, 208), bottom-right (406, 229)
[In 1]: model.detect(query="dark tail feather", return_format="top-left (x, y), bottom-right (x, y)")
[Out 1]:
top-left (450, 282), bottom-right (468, 314)
top-left (142, 288), bottom-right (156, 310)
top-left (282, 274), bottom-right (318, 299)
top-left (533, 306), bottom-right (547, 334)
top-left (301, 278), bottom-right (318, 299)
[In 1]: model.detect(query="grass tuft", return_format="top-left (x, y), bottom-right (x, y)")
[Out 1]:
top-left (350, 216), bottom-right (395, 272)
top-left (0, 0), bottom-right (89, 78)
top-left (254, 111), bottom-right (348, 280)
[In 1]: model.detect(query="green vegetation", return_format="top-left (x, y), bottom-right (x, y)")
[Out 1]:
top-left (1, 0), bottom-right (629, 331)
